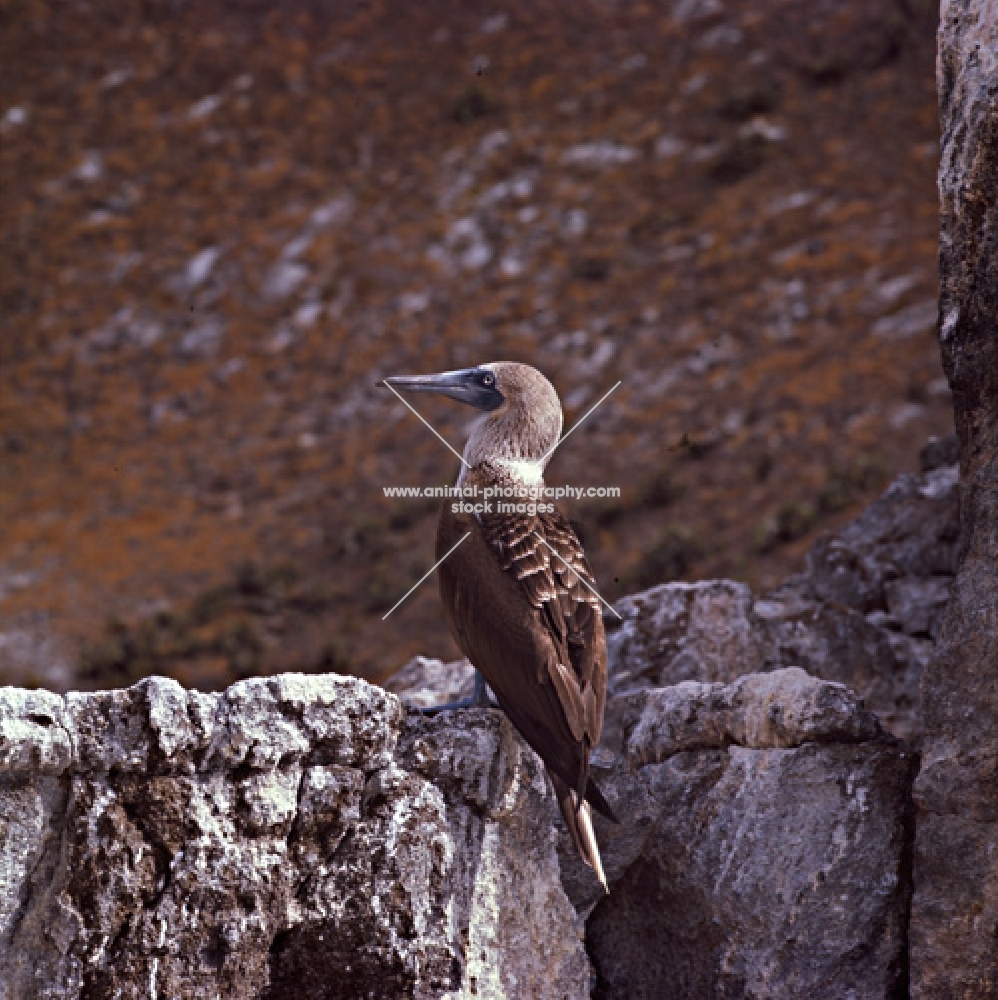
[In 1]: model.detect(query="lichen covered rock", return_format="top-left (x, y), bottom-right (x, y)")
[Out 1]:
top-left (0, 674), bottom-right (588, 1000)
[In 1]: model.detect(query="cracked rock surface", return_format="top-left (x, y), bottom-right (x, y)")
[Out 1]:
top-left (391, 660), bottom-right (918, 999)
top-left (910, 1), bottom-right (998, 995)
top-left (606, 459), bottom-right (960, 744)
top-left (559, 668), bottom-right (916, 999)
top-left (0, 674), bottom-right (588, 999)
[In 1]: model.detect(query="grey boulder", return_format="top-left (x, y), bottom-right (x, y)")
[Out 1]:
top-left (557, 668), bottom-right (916, 1000)
top-left (0, 674), bottom-right (589, 1000)
top-left (606, 460), bottom-right (960, 744)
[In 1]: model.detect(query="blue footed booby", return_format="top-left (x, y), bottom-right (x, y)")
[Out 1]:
top-left (383, 362), bottom-right (616, 891)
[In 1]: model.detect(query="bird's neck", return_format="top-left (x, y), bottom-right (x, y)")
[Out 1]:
top-left (488, 457), bottom-right (546, 486)
top-left (456, 457), bottom-right (546, 490)
top-left (457, 407), bottom-right (560, 490)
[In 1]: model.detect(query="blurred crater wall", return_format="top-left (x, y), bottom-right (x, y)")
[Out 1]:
top-left (0, 0), bottom-right (951, 691)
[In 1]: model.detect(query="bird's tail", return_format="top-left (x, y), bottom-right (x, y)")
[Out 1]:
top-left (552, 772), bottom-right (608, 893)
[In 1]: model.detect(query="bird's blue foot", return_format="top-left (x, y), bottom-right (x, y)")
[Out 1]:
top-left (421, 671), bottom-right (498, 714)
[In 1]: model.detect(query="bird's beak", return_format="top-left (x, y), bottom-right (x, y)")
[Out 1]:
top-left (379, 367), bottom-right (504, 411)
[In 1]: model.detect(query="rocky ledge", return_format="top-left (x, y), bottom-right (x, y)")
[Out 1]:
top-left (2, 662), bottom-right (915, 1000)
top-left (0, 674), bottom-right (588, 999)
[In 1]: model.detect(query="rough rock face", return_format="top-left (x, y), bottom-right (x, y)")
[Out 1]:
top-left (389, 660), bottom-right (917, 999)
top-left (911, 2), bottom-right (998, 996)
top-left (2, 661), bottom-right (920, 1000)
top-left (385, 655), bottom-right (476, 710)
top-left (562, 669), bottom-right (916, 1000)
top-left (606, 459), bottom-right (960, 743)
top-left (0, 675), bottom-right (589, 1000)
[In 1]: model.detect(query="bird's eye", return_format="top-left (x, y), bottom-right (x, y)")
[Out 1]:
top-left (481, 373), bottom-right (495, 386)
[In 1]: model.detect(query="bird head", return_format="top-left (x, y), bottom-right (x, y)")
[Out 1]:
top-left (382, 362), bottom-right (563, 479)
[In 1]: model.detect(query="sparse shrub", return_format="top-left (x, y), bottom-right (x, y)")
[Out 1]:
top-left (793, 10), bottom-right (907, 84)
top-left (676, 432), bottom-right (715, 461)
top-left (817, 470), bottom-right (854, 515)
top-left (191, 583), bottom-right (235, 625)
top-left (800, 54), bottom-right (848, 86)
top-left (366, 557), bottom-right (405, 612)
top-left (452, 85), bottom-right (495, 123)
top-left (709, 133), bottom-right (771, 184)
top-left (81, 610), bottom-right (203, 686)
top-left (219, 620), bottom-right (263, 679)
top-left (235, 560), bottom-right (268, 597)
top-left (816, 455), bottom-right (888, 516)
top-left (78, 559), bottom-right (318, 688)
top-left (754, 452), bottom-right (774, 483)
top-left (79, 619), bottom-right (136, 686)
top-left (312, 639), bottom-right (353, 675)
top-left (341, 512), bottom-right (390, 558)
top-left (641, 469), bottom-right (683, 508)
top-left (388, 498), bottom-right (436, 532)
top-left (587, 501), bottom-right (627, 528)
top-left (627, 526), bottom-right (702, 589)
top-left (629, 209), bottom-right (684, 243)
top-left (754, 501), bottom-right (817, 553)
top-left (719, 80), bottom-right (782, 121)
top-left (572, 257), bottom-right (610, 282)
top-left (849, 453), bottom-right (888, 492)
top-left (754, 453), bottom-right (891, 555)
top-left (290, 581), bottom-right (337, 613)
top-left (269, 561), bottom-right (300, 588)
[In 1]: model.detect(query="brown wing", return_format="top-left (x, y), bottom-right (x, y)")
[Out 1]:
top-left (436, 502), bottom-right (615, 820)
top-left (478, 506), bottom-right (607, 749)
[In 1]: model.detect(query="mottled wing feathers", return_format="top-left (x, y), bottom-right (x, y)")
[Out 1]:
top-left (478, 508), bottom-right (606, 746)
top-left (436, 502), bottom-right (616, 826)
top-left (476, 512), bottom-right (552, 605)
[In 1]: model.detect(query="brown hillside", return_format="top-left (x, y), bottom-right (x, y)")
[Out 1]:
top-left (0, 0), bottom-right (951, 690)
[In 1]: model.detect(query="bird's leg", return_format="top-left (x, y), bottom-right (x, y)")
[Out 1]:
top-left (421, 670), bottom-right (498, 714)
top-left (469, 670), bottom-right (495, 707)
